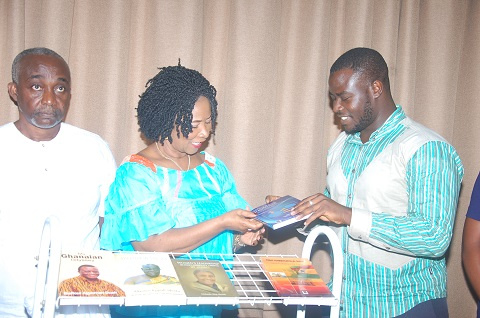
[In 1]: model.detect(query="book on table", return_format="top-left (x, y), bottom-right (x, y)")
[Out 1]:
top-left (253, 195), bottom-right (310, 230)
top-left (57, 250), bottom-right (186, 306)
top-left (260, 256), bottom-right (333, 297)
top-left (57, 251), bottom-right (239, 306)
top-left (171, 259), bottom-right (238, 304)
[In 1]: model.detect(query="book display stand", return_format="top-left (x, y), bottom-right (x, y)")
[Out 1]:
top-left (32, 216), bottom-right (343, 318)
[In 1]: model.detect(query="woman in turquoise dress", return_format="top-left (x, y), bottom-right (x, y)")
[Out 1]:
top-left (100, 65), bottom-right (265, 318)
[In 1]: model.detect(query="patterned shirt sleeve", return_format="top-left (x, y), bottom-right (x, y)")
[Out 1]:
top-left (368, 141), bottom-right (463, 257)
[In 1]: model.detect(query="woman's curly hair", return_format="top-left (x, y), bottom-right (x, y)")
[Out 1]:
top-left (137, 64), bottom-right (218, 144)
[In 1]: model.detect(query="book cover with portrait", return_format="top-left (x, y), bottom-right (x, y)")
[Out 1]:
top-left (57, 250), bottom-right (186, 306)
top-left (114, 251), bottom-right (186, 306)
top-left (171, 259), bottom-right (238, 304)
top-left (57, 250), bottom-right (126, 305)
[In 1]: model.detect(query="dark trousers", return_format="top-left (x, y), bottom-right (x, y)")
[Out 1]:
top-left (395, 298), bottom-right (448, 318)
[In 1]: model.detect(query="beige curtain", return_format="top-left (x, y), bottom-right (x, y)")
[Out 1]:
top-left (1, 0), bottom-right (479, 317)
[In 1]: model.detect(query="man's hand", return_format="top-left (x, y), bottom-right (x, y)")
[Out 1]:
top-left (264, 195), bottom-right (280, 203)
top-left (291, 193), bottom-right (352, 227)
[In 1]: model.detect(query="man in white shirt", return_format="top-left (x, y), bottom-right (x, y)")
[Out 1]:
top-left (0, 47), bottom-right (116, 317)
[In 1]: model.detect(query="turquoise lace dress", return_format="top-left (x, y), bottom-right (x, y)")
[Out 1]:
top-left (100, 152), bottom-right (248, 318)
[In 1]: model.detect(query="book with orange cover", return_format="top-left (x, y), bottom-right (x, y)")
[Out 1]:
top-left (260, 257), bottom-right (333, 297)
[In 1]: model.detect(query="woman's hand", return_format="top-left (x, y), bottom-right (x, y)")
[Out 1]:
top-left (133, 207), bottom-right (264, 253)
top-left (220, 208), bottom-right (264, 233)
top-left (240, 227), bottom-right (265, 246)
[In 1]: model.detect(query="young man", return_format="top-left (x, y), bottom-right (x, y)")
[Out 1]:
top-left (292, 47), bottom-right (464, 317)
top-left (0, 47), bottom-right (116, 317)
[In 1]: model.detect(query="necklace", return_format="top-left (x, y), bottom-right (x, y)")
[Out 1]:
top-left (155, 142), bottom-right (191, 171)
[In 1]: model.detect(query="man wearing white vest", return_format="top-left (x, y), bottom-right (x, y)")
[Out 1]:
top-left (291, 47), bottom-right (463, 317)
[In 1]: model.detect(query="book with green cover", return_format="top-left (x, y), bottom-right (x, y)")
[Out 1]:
top-left (171, 259), bottom-right (238, 302)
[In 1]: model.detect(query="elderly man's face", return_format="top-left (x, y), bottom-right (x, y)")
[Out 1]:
top-left (195, 271), bottom-right (216, 287)
top-left (141, 264), bottom-right (160, 277)
top-left (8, 54), bottom-right (71, 129)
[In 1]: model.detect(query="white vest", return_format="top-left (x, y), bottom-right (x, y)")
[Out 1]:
top-left (326, 117), bottom-right (446, 269)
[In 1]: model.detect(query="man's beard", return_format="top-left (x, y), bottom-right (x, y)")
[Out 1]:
top-left (31, 106), bottom-right (64, 129)
top-left (345, 100), bottom-right (373, 135)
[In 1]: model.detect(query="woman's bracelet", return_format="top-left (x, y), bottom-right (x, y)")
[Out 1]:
top-left (233, 234), bottom-right (246, 253)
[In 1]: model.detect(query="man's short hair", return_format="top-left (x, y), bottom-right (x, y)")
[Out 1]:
top-left (193, 269), bottom-right (214, 276)
top-left (330, 47), bottom-right (390, 90)
top-left (142, 264), bottom-right (160, 270)
top-left (11, 47), bottom-right (67, 83)
top-left (78, 264), bottom-right (96, 272)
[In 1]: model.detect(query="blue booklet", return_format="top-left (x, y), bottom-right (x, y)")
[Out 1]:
top-left (252, 195), bottom-right (306, 230)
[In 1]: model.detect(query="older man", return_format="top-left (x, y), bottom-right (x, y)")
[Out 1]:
top-left (0, 47), bottom-right (116, 317)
